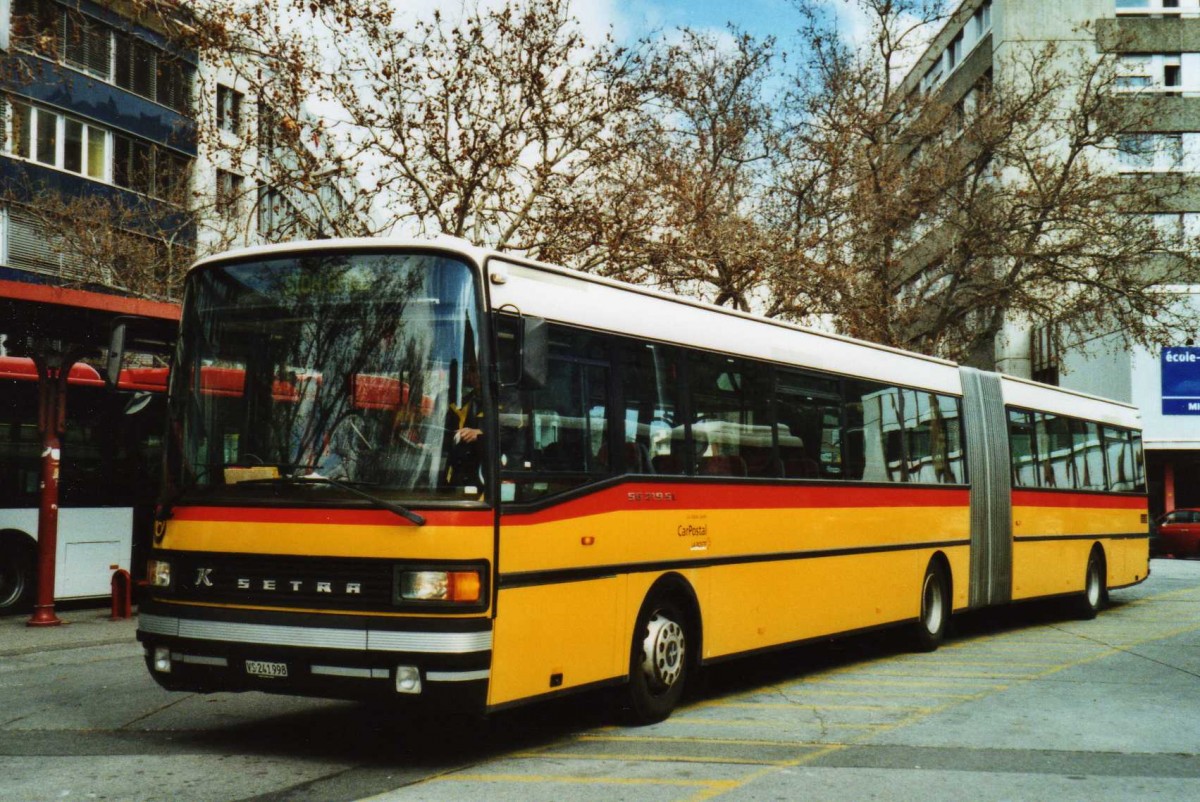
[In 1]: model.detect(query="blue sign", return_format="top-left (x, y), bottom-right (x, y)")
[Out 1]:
top-left (1162, 347), bottom-right (1200, 414)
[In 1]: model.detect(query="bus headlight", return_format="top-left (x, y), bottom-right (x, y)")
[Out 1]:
top-left (147, 559), bottom-right (172, 588)
top-left (397, 569), bottom-right (482, 603)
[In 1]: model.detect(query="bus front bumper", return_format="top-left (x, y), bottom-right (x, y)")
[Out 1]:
top-left (136, 603), bottom-right (491, 709)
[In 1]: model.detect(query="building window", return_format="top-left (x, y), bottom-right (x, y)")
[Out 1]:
top-left (1031, 324), bottom-right (1059, 386)
top-left (0, 206), bottom-right (9, 267)
top-left (975, 1), bottom-right (992, 36)
top-left (1118, 53), bottom-right (1186, 93)
top-left (1116, 133), bottom-right (1183, 171)
top-left (947, 31), bottom-right (964, 70)
top-left (12, 1), bottom-right (194, 115)
top-left (60, 118), bottom-right (108, 180)
top-left (3, 99), bottom-right (114, 183)
top-left (1150, 212), bottom-right (1186, 248)
top-left (1116, 0), bottom-right (1186, 15)
top-left (217, 85), bottom-right (243, 136)
top-left (62, 7), bottom-right (112, 79)
top-left (155, 56), bottom-right (192, 113)
top-left (112, 132), bottom-right (190, 201)
top-left (216, 170), bottom-right (243, 218)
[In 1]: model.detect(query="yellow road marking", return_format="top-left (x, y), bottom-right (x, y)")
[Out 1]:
top-left (404, 582), bottom-right (1200, 802)
top-left (710, 701), bottom-right (933, 713)
top-left (510, 750), bottom-right (788, 766)
top-left (429, 773), bottom-right (740, 791)
top-left (579, 734), bottom-right (841, 748)
top-left (671, 716), bottom-right (885, 730)
top-left (809, 677), bottom-right (1007, 689)
top-left (750, 687), bottom-right (978, 700)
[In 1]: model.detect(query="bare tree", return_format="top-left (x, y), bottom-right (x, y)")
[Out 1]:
top-left (590, 28), bottom-right (820, 314)
top-left (781, 0), bottom-right (1200, 366)
top-left (0, 180), bottom-right (193, 301)
top-left (186, 0), bottom-right (647, 262)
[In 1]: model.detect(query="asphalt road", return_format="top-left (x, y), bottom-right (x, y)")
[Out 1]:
top-left (2, 559), bottom-right (1199, 801)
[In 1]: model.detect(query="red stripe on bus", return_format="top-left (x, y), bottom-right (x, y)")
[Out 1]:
top-left (170, 506), bottom-right (493, 527)
top-left (1011, 490), bottom-right (1146, 510)
top-left (504, 483), bottom-right (970, 524)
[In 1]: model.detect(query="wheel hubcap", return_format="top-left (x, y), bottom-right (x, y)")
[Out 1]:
top-left (922, 573), bottom-right (944, 634)
top-left (641, 612), bottom-right (685, 692)
top-left (1087, 560), bottom-right (1101, 606)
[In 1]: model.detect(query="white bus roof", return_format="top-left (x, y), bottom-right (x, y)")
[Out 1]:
top-left (190, 238), bottom-right (1140, 425)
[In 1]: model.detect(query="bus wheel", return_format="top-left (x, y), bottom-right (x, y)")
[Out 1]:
top-left (913, 560), bottom-right (949, 652)
top-left (624, 594), bottom-right (689, 725)
top-left (1075, 547), bottom-right (1106, 620)
top-left (0, 537), bottom-right (36, 613)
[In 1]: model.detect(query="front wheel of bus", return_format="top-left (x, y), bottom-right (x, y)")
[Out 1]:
top-left (914, 561), bottom-right (949, 652)
top-left (624, 595), bottom-right (689, 725)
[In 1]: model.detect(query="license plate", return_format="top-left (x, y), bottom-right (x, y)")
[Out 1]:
top-left (245, 660), bottom-right (288, 678)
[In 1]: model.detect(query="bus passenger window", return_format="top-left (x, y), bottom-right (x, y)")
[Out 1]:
top-left (622, 343), bottom-right (684, 475)
top-left (1036, 413), bottom-right (1075, 489)
top-left (776, 369), bottom-right (841, 479)
top-left (1069, 419), bottom-right (1103, 491)
top-left (845, 380), bottom-right (906, 482)
top-left (687, 352), bottom-right (772, 477)
top-left (1103, 426), bottom-right (1135, 492)
top-left (1008, 409), bottom-right (1037, 488)
top-left (1131, 431), bottom-right (1146, 493)
top-left (501, 326), bottom-right (611, 501)
top-left (914, 393), bottom-right (964, 484)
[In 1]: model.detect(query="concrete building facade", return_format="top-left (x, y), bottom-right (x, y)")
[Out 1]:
top-left (900, 0), bottom-right (1200, 519)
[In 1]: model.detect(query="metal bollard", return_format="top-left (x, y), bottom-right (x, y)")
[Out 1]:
top-left (110, 568), bottom-right (133, 620)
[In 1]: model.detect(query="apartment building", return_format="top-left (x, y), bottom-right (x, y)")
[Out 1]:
top-left (195, 59), bottom-right (361, 255)
top-left (0, 0), bottom-right (197, 297)
top-left (900, 0), bottom-right (1200, 518)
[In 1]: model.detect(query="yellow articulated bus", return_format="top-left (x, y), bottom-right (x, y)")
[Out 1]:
top-left (135, 239), bottom-right (1148, 723)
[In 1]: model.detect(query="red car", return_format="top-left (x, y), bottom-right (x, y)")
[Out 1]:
top-left (1154, 509), bottom-right (1200, 557)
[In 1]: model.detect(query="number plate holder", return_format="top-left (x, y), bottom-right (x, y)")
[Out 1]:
top-left (245, 659), bottom-right (289, 678)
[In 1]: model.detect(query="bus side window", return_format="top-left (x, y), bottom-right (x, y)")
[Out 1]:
top-left (1008, 409), bottom-right (1037, 488)
top-left (1131, 430), bottom-right (1146, 493)
top-left (1103, 425), bottom-right (1135, 492)
top-left (622, 343), bottom-right (684, 476)
top-left (776, 368), bottom-right (841, 480)
top-left (686, 352), bottom-right (773, 478)
top-left (501, 325), bottom-right (611, 501)
top-left (845, 380), bottom-right (907, 482)
top-left (924, 393), bottom-right (964, 484)
top-left (1070, 419), bottom-right (1105, 491)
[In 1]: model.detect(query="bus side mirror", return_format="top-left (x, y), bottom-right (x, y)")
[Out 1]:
top-left (495, 312), bottom-right (547, 390)
top-left (106, 320), bottom-right (128, 390)
top-left (521, 316), bottom-right (548, 389)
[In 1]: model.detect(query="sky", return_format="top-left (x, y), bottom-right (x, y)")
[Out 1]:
top-left (390, 0), bottom-right (870, 51)
top-left (611, 0), bottom-right (806, 45)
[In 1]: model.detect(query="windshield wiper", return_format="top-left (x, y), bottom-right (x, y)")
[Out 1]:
top-left (236, 475), bottom-right (426, 526)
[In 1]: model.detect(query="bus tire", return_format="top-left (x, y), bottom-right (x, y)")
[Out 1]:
top-left (623, 592), bottom-right (690, 725)
top-left (913, 559), bottom-right (949, 652)
top-left (1075, 546), bottom-right (1106, 620)
top-left (0, 534), bottom-right (36, 614)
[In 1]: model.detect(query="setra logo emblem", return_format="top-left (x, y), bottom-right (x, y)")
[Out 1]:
top-left (194, 568), bottom-right (214, 587)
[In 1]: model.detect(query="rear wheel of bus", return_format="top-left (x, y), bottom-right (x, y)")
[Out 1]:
top-left (913, 558), bottom-right (950, 652)
top-left (623, 591), bottom-right (692, 725)
top-left (1074, 546), bottom-right (1107, 620)
top-left (0, 533), bottom-right (36, 614)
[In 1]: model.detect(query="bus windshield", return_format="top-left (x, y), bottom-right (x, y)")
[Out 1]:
top-left (167, 251), bottom-right (486, 507)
